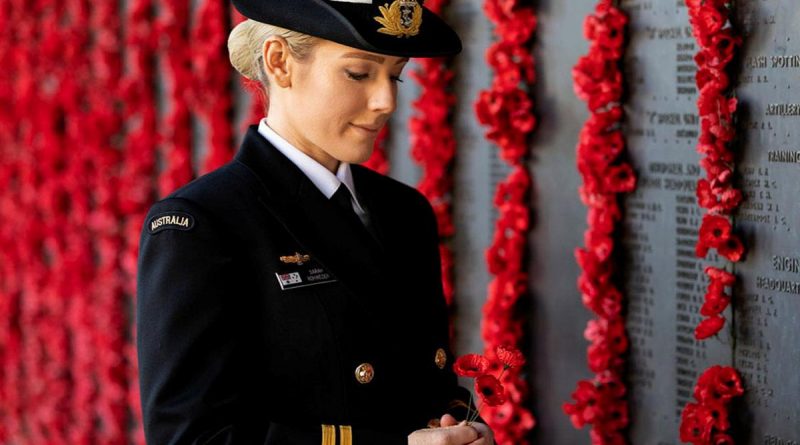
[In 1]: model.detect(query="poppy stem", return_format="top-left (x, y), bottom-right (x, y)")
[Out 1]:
top-left (469, 399), bottom-right (482, 424)
top-left (465, 390), bottom-right (474, 425)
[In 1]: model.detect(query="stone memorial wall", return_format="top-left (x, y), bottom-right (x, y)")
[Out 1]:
top-left (382, 0), bottom-right (800, 442)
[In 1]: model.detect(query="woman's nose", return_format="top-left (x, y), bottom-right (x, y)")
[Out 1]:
top-left (368, 78), bottom-right (397, 114)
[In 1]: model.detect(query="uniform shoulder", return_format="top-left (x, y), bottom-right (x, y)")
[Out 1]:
top-left (145, 162), bottom-right (257, 229)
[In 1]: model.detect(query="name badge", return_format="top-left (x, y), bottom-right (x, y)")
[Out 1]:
top-left (275, 254), bottom-right (337, 290)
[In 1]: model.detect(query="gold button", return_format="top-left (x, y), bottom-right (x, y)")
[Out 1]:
top-left (435, 348), bottom-right (447, 369)
top-left (355, 363), bottom-right (374, 384)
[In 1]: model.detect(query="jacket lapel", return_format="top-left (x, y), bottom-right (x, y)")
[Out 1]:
top-left (233, 126), bottom-right (391, 317)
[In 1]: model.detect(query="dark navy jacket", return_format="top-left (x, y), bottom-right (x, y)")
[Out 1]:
top-left (136, 126), bottom-right (473, 444)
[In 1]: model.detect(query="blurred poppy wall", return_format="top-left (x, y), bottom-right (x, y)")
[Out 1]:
top-left (0, 1), bottom-right (269, 442)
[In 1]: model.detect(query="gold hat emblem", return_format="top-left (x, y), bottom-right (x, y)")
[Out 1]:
top-left (374, 0), bottom-right (423, 38)
top-left (279, 252), bottom-right (311, 265)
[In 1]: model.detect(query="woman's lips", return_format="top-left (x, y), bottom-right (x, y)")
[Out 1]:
top-left (350, 123), bottom-right (380, 134)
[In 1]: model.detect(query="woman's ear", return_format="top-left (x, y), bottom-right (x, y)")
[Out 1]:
top-left (262, 37), bottom-right (292, 88)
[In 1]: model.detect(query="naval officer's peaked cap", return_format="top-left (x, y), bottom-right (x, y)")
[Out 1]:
top-left (231, 0), bottom-right (462, 57)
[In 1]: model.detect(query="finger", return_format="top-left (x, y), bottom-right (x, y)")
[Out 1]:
top-left (443, 425), bottom-right (479, 444)
top-left (439, 413), bottom-right (459, 427)
top-left (465, 423), bottom-right (494, 444)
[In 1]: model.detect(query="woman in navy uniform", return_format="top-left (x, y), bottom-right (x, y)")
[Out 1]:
top-left (136, 1), bottom-right (494, 444)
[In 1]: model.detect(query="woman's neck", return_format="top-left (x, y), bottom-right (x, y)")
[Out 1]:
top-left (265, 114), bottom-right (340, 173)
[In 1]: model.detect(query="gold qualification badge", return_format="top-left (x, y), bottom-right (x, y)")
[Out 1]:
top-left (374, 0), bottom-right (423, 38)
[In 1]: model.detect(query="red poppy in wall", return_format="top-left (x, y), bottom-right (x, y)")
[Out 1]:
top-left (696, 366), bottom-right (744, 402)
top-left (680, 403), bottom-right (715, 444)
top-left (706, 266), bottom-right (735, 286)
top-left (696, 179), bottom-right (718, 210)
top-left (692, 5), bottom-right (725, 37)
top-left (695, 67), bottom-right (729, 92)
top-left (716, 187), bottom-right (743, 213)
top-left (603, 163), bottom-right (636, 193)
top-left (563, 380), bottom-right (599, 428)
top-left (698, 214), bottom-right (732, 248)
top-left (717, 235), bottom-right (744, 262)
top-left (700, 288), bottom-right (730, 316)
top-left (694, 315), bottom-right (725, 340)
top-left (583, 6), bottom-right (627, 59)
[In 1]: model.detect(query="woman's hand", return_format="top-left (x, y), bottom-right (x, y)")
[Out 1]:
top-left (407, 421), bottom-right (478, 445)
top-left (438, 414), bottom-right (495, 445)
top-left (463, 421), bottom-right (494, 445)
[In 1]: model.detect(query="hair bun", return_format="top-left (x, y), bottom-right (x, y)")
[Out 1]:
top-left (228, 19), bottom-right (259, 80)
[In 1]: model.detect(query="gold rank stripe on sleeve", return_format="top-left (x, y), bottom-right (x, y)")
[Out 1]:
top-left (339, 425), bottom-right (353, 445)
top-left (321, 424), bottom-right (336, 445)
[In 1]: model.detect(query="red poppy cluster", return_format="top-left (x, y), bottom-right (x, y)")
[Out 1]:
top-left (687, 0), bottom-right (744, 338)
top-left (563, 2), bottom-right (633, 444)
top-left (453, 346), bottom-right (529, 423)
top-left (157, 0), bottom-right (196, 196)
top-left (474, 0), bottom-right (538, 443)
top-left (192, 0), bottom-right (235, 173)
top-left (681, 0), bottom-right (746, 441)
top-left (695, 266), bottom-right (735, 339)
top-left (409, 0), bottom-right (457, 307)
top-left (679, 366), bottom-right (743, 445)
top-left (0, 0), bottom-right (250, 442)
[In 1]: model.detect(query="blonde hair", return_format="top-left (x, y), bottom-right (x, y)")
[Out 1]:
top-left (227, 19), bottom-right (318, 87)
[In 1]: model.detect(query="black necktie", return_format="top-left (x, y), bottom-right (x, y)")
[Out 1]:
top-left (331, 184), bottom-right (381, 244)
top-left (331, 184), bottom-right (364, 227)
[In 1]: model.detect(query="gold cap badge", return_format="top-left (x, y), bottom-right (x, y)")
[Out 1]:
top-left (279, 252), bottom-right (311, 265)
top-left (374, 0), bottom-right (423, 38)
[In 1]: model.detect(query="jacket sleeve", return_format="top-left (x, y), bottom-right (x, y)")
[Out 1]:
top-left (416, 195), bottom-right (486, 426)
top-left (136, 197), bottom-right (264, 444)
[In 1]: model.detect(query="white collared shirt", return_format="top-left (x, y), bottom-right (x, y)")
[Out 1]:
top-left (257, 118), bottom-right (368, 223)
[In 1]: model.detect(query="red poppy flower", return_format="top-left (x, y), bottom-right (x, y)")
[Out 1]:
top-left (716, 187), bottom-right (743, 212)
top-left (588, 205), bottom-right (621, 236)
top-left (704, 400), bottom-right (731, 431)
top-left (706, 266), bottom-right (735, 286)
top-left (695, 315), bottom-right (725, 340)
top-left (603, 163), bottom-right (636, 193)
top-left (698, 214), bottom-right (732, 248)
top-left (699, 157), bottom-right (733, 184)
top-left (701, 288), bottom-right (730, 316)
top-left (696, 366), bottom-right (744, 402)
top-left (475, 374), bottom-right (507, 406)
top-left (453, 353), bottom-right (489, 378)
top-left (697, 139), bottom-right (733, 162)
top-left (584, 7), bottom-right (627, 58)
top-left (563, 380), bottom-right (599, 428)
top-left (496, 345), bottom-right (526, 368)
top-left (692, 6), bottom-right (725, 37)
top-left (585, 230), bottom-right (614, 262)
top-left (679, 403), bottom-right (715, 444)
top-left (696, 179), bottom-right (718, 210)
top-left (496, 9), bottom-right (537, 45)
top-left (718, 235), bottom-right (744, 262)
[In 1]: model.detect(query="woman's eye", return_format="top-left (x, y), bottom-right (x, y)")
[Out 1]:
top-left (345, 70), bottom-right (369, 81)
top-left (391, 75), bottom-right (404, 83)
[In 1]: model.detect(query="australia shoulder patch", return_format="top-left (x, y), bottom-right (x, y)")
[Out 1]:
top-left (148, 211), bottom-right (195, 234)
